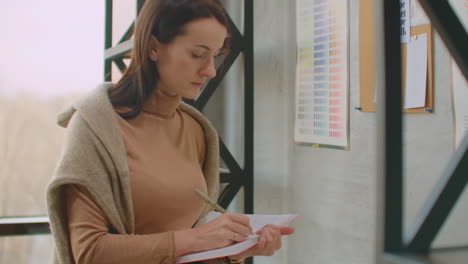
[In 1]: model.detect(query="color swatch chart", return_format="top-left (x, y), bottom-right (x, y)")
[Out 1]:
top-left (295, 0), bottom-right (349, 147)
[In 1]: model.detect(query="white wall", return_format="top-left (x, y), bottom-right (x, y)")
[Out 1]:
top-left (251, 0), bottom-right (295, 263)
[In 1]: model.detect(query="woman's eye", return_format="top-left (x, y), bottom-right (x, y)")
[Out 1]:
top-left (191, 53), bottom-right (204, 59)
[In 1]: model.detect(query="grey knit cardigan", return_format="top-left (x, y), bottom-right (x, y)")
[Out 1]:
top-left (46, 83), bottom-right (220, 264)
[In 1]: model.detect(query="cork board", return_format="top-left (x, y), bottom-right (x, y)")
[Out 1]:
top-left (359, 0), bottom-right (434, 113)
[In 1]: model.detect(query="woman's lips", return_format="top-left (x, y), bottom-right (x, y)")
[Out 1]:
top-left (191, 82), bottom-right (203, 87)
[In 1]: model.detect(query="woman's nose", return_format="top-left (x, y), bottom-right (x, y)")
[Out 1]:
top-left (199, 56), bottom-right (217, 78)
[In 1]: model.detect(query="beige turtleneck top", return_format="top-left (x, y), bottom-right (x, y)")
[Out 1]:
top-left (65, 89), bottom-right (208, 264)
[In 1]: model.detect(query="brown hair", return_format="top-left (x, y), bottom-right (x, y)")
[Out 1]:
top-left (109, 0), bottom-right (229, 118)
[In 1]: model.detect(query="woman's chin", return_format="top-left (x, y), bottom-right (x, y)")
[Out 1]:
top-left (182, 89), bottom-right (202, 100)
top-left (181, 93), bottom-right (200, 100)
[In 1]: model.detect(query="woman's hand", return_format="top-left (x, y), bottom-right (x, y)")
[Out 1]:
top-left (227, 224), bottom-right (295, 260)
top-left (174, 213), bottom-right (252, 256)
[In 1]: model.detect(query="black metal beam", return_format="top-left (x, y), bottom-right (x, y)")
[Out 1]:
top-left (104, 0), bottom-right (113, 81)
top-left (219, 139), bottom-right (247, 185)
top-left (136, 0), bottom-right (145, 15)
top-left (406, 132), bottom-right (468, 252)
top-left (214, 0), bottom-right (243, 45)
top-left (113, 59), bottom-right (127, 73)
top-left (104, 39), bottom-right (133, 61)
top-left (416, 0), bottom-right (468, 81)
top-left (383, 0), bottom-right (404, 253)
top-left (220, 172), bottom-right (232, 183)
top-left (243, 0), bottom-right (254, 216)
top-left (218, 183), bottom-right (242, 209)
top-left (0, 217), bottom-right (50, 236)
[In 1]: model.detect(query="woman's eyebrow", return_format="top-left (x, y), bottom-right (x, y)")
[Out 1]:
top-left (194, 44), bottom-right (223, 52)
top-left (194, 44), bottom-right (211, 51)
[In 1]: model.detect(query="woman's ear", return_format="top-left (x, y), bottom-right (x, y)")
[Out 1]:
top-left (149, 35), bottom-right (159, 62)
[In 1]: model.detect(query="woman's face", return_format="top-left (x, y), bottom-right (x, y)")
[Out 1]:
top-left (151, 17), bottom-right (228, 99)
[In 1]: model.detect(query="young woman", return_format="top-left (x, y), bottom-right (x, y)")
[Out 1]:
top-left (47, 1), bottom-right (293, 263)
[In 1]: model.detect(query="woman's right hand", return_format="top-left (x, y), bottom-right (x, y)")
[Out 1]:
top-left (174, 213), bottom-right (252, 256)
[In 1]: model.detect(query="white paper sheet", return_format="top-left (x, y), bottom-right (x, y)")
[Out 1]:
top-left (404, 33), bottom-right (427, 108)
top-left (400, 0), bottom-right (410, 43)
top-left (452, 63), bottom-right (468, 148)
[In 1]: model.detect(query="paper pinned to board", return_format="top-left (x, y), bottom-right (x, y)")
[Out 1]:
top-left (404, 33), bottom-right (427, 109)
top-left (400, 0), bottom-right (410, 43)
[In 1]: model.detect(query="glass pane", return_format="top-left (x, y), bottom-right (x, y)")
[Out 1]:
top-left (0, 235), bottom-right (54, 263)
top-left (0, 2), bottom-right (104, 216)
top-left (112, 0), bottom-right (137, 46)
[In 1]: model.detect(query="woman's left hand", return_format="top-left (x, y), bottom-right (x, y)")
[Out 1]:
top-left (227, 224), bottom-right (295, 260)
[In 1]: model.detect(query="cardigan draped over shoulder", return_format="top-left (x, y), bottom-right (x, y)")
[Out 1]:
top-left (46, 83), bottom-right (220, 264)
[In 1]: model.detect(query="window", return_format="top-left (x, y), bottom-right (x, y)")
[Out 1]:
top-left (0, 1), bottom-right (104, 262)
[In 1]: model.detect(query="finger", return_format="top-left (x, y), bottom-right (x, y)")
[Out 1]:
top-left (231, 232), bottom-right (244, 242)
top-left (214, 215), bottom-right (250, 237)
top-left (225, 213), bottom-right (251, 231)
top-left (279, 226), bottom-right (295, 235)
top-left (254, 235), bottom-right (266, 253)
top-left (276, 235), bottom-right (282, 250)
top-left (263, 224), bottom-right (279, 230)
top-left (242, 235), bottom-right (264, 258)
top-left (273, 229), bottom-right (282, 250)
top-left (258, 224), bottom-right (293, 235)
top-left (226, 221), bottom-right (252, 238)
top-left (264, 226), bottom-right (282, 250)
top-left (263, 229), bottom-right (275, 255)
top-left (262, 225), bottom-right (280, 234)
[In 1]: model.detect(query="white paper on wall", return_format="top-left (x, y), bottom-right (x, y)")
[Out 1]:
top-left (400, 0), bottom-right (411, 43)
top-left (404, 33), bottom-right (427, 109)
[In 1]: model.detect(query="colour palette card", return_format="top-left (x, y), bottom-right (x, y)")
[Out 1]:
top-left (295, 0), bottom-right (349, 148)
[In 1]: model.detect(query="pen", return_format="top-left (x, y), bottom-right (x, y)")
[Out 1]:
top-left (195, 189), bottom-right (255, 236)
top-left (194, 189), bottom-right (226, 213)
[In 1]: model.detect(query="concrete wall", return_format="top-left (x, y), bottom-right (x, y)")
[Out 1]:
top-left (217, 1), bottom-right (468, 264)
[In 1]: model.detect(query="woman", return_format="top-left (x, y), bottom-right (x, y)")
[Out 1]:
top-left (46, 0), bottom-right (293, 263)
